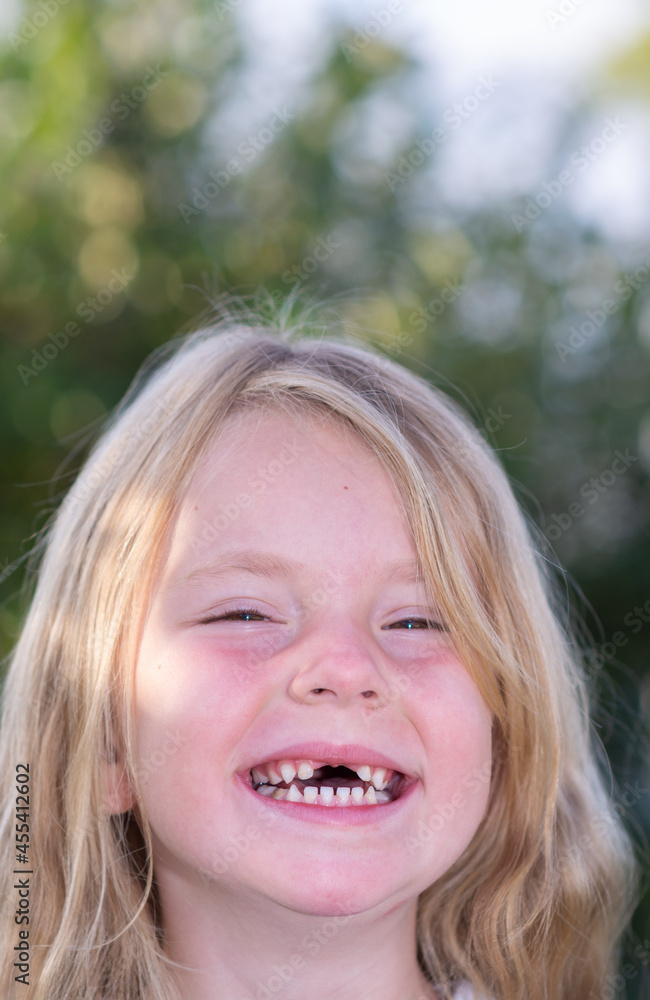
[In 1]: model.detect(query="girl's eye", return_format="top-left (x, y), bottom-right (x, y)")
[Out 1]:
top-left (384, 617), bottom-right (446, 631)
top-left (198, 607), bottom-right (270, 624)
top-left (196, 609), bottom-right (446, 630)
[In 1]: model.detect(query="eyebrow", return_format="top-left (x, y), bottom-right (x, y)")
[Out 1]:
top-left (175, 547), bottom-right (424, 589)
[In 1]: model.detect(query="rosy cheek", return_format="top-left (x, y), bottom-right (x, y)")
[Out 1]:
top-left (415, 661), bottom-right (492, 771)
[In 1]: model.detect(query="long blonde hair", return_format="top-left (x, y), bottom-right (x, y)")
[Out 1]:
top-left (0, 293), bottom-right (638, 999)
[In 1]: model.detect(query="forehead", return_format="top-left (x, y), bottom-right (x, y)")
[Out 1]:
top-left (158, 404), bottom-right (425, 587)
top-left (186, 403), bottom-right (398, 496)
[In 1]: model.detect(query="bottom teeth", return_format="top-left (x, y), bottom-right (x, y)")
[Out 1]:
top-left (255, 783), bottom-right (393, 806)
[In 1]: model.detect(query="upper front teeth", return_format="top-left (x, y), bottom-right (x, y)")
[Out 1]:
top-left (280, 762), bottom-right (298, 784)
top-left (252, 759), bottom-right (392, 790)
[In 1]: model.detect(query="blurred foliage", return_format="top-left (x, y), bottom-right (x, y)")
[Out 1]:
top-left (1, 2), bottom-right (649, 994)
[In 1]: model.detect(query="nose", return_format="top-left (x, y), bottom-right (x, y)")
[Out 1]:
top-left (287, 619), bottom-right (393, 708)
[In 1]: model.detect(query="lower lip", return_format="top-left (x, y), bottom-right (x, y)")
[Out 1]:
top-left (235, 774), bottom-right (420, 825)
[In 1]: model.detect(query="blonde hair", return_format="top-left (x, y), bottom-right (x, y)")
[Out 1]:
top-left (0, 292), bottom-right (638, 1000)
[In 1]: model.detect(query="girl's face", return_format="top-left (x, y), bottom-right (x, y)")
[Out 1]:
top-left (126, 409), bottom-right (493, 918)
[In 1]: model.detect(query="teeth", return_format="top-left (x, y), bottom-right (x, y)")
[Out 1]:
top-left (279, 762), bottom-right (297, 784)
top-left (286, 783), bottom-right (303, 802)
top-left (370, 768), bottom-right (387, 790)
top-left (251, 758), bottom-right (400, 793)
top-left (255, 780), bottom-right (393, 806)
top-left (267, 764), bottom-right (283, 785)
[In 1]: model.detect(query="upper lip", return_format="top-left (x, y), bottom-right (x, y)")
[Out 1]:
top-left (237, 742), bottom-right (418, 781)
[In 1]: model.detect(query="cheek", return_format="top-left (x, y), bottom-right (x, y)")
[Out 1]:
top-left (417, 657), bottom-right (493, 804)
top-left (129, 689), bottom-right (233, 857)
top-left (131, 636), bottom-right (263, 796)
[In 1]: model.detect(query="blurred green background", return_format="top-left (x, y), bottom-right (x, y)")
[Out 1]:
top-left (1, 1), bottom-right (649, 993)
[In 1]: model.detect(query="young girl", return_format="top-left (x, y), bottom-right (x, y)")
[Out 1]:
top-left (0, 294), bottom-right (638, 1000)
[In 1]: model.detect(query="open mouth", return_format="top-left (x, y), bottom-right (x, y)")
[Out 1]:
top-left (248, 762), bottom-right (412, 807)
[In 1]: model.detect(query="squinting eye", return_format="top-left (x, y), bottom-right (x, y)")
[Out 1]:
top-left (196, 609), bottom-right (447, 631)
top-left (198, 607), bottom-right (270, 624)
top-left (384, 617), bottom-right (446, 631)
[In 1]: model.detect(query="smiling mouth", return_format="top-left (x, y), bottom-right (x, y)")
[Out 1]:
top-left (249, 763), bottom-right (410, 807)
